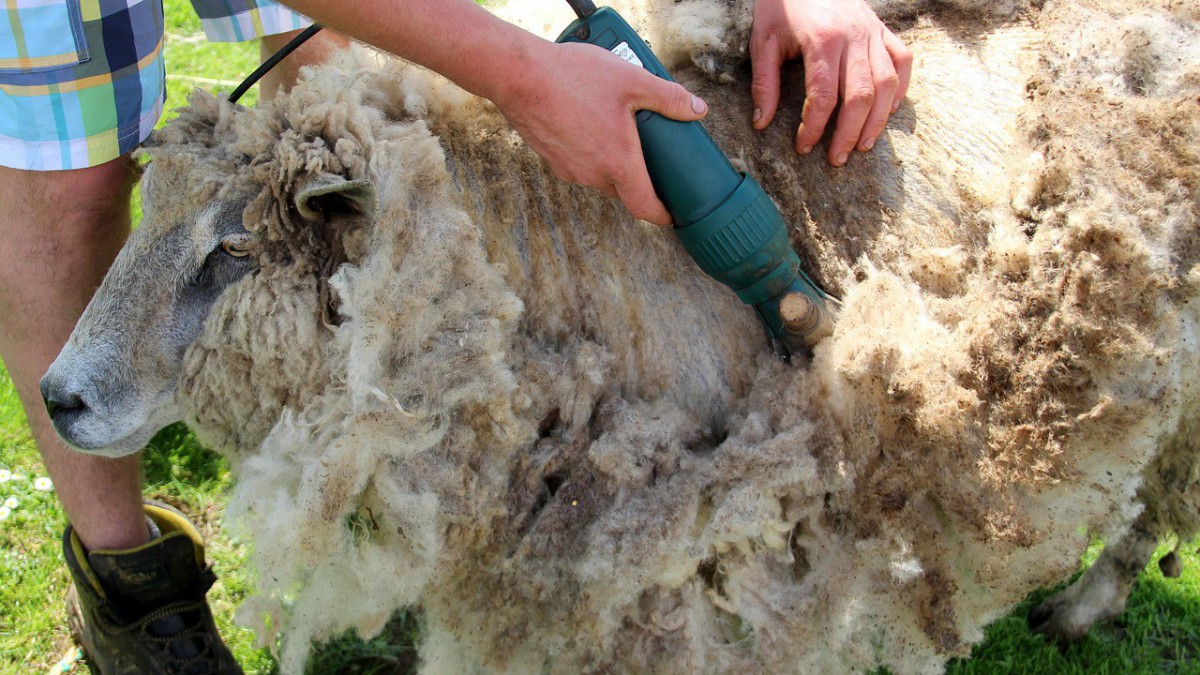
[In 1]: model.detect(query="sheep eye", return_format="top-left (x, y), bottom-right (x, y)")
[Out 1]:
top-left (220, 235), bottom-right (254, 258)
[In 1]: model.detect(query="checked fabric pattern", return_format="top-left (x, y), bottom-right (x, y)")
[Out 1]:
top-left (0, 0), bottom-right (309, 171)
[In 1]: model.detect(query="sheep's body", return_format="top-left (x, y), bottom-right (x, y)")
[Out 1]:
top-left (51, 0), bottom-right (1198, 672)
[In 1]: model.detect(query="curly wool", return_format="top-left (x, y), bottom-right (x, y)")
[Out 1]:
top-left (148, 0), bottom-right (1200, 672)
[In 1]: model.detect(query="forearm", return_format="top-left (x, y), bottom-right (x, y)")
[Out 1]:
top-left (281, 0), bottom-right (545, 108)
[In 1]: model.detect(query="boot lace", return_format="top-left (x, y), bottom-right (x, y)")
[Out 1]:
top-left (116, 593), bottom-right (226, 674)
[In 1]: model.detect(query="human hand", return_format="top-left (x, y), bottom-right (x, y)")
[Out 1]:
top-left (279, 0), bottom-right (707, 225)
top-left (492, 40), bottom-right (708, 226)
top-left (749, 0), bottom-right (912, 166)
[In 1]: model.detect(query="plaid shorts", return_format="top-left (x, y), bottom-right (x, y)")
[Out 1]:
top-left (0, 0), bottom-right (311, 171)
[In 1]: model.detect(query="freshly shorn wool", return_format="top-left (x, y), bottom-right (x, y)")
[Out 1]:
top-left (135, 0), bottom-right (1200, 672)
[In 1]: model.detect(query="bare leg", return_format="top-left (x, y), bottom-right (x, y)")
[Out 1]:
top-left (0, 158), bottom-right (144, 551)
top-left (258, 28), bottom-right (351, 102)
top-left (1028, 514), bottom-right (1159, 641)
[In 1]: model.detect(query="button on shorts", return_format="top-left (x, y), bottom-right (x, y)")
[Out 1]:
top-left (0, 0), bottom-right (311, 171)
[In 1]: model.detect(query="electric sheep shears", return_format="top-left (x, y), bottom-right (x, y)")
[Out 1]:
top-left (558, 0), bottom-right (835, 353)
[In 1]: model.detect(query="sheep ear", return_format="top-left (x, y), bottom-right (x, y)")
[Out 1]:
top-left (295, 174), bottom-right (377, 329)
top-left (295, 173), bottom-right (377, 222)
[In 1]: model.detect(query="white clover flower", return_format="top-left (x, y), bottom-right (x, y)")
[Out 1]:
top-left (0, 506), bottom-right (9, 521)
top-left (0, 469), bottom-right (10, 483)
top-left (34, 477), bottom-right (53, 492)
top-left (3, 496), bottom-right (17, 510)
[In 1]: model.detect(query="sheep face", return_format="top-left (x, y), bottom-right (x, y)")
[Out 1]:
top-left (39, 94), bottom-right (379, 459)
top-left (40, 139), bottom-right (376, 458)
top-left (40, 161), bottom-right (261, 457)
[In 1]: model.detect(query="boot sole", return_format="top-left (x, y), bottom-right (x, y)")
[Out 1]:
top-left (65, 584), bottom-right (105, 675)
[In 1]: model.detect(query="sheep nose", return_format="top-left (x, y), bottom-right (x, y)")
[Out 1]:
top-left (41, 382), bottom-right (89, 420)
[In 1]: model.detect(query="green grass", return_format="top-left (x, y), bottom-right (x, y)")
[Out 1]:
top-left (943, 542), bottom-right (1200, 675)
top-left (162, 0), bottom-right (262, 113)
top-left (0, 367), bottom-right (73, 669)
top-left (2, 1), bottom-right (1200, 672)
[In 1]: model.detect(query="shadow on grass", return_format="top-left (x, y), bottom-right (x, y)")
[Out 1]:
top-left (945, 568), bottom-right (1200, 675)
top-left (304, 610), bottom-right (423, 675)
top-left (943, 580), bottom-right (1077, 675)
top-left (1113, 572), bottom-right (1200, 670)
top-left (141, 422), bottom-right (229, 488)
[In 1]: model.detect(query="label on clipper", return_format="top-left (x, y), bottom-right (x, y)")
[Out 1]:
top-left (611, 41), bottom-right (644, 68)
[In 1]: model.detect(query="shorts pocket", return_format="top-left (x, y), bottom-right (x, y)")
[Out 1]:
top-left (0, 0), bottom-right (90, 74)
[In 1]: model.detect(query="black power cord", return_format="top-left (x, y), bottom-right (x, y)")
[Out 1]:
top-left (565, 0), bottom-right (597, 19)
top-left (228, 23), bottom-right (325, 103)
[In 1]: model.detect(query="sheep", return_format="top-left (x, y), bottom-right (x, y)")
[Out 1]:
top-left (40, 0), bottom-right (1199, 672)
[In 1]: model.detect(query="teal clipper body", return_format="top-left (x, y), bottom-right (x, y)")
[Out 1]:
top-left (556, 2), bottom-right (834, 350)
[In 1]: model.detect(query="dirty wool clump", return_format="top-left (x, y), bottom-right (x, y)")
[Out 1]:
top-left (150, 0), bottom-right (1200, 672)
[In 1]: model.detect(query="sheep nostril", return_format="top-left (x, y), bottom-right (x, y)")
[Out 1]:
top-left (43, 389), bottom-right (87, 419)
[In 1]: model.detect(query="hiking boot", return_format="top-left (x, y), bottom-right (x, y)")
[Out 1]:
top-left (63, 501), bottom-right (243, 675)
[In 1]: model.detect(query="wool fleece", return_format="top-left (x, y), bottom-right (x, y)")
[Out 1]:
top-left (122, 0), bottom-right (1200, 671)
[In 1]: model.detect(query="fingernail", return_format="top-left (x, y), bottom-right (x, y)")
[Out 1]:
top-left (800, 145), bottom-right (813, 155)
top-left (863, 137), bottom-right (876, 150)
top-left (692, 95), bottom-right (707, 115)
top-left (835, 152), bottom-right (848, 165)
top-left (753, 107), bottom-right (762, 124)
top-left (892, 100), bottom-right (901, 112)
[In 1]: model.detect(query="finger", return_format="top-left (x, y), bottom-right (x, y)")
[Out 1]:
top-left (613, 158), bottom-right (672, 226)
top-left (634, 72), bottom-right (708, 122)
top-left (795, 47), bottom-right (840, 155)
top-left (749, 33), bottom-right (785, 130)
top-left (827, 40), bottom-right (874, 166)
top-left (883, 28), bottom-right (913, 112)
top-left (856, 32), bottom-right (899, 152)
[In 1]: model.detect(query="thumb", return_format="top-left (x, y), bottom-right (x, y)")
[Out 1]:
top-left (634, 74), bottom-right (708, 122)
top-left (750, 37), bottom-right (784, 130)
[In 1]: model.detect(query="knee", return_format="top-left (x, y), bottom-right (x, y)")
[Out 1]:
top-left (49, 157), bottom-right (139, 216)
top-left (0, 156), bottom-right (138, 241)
top-left (0, 158), bottom-right (138, 285)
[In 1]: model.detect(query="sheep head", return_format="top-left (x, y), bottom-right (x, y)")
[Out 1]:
top-left (40, 91), bottom-right (377, 458)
